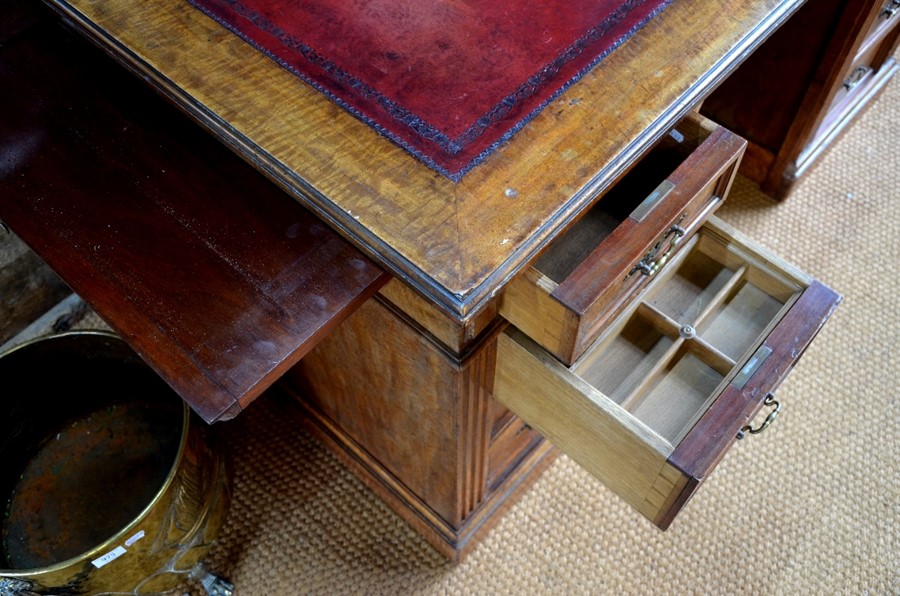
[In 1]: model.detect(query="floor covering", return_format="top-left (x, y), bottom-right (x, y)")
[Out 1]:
top-left (60, 53), bottom-right (900, 595)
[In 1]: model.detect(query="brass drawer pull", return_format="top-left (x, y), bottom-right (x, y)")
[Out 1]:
top-left (843, 66), bottom-right (871, 91)
top-left (626, 221), bottom-right (687, 280)
top-left (737, 393), bottom-right (781, 439)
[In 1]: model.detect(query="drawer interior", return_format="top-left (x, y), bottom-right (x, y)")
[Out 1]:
top-left (495, 216), bottom-right (839, 528)
top-left (570, 225), bottom-right (804, 445)
top-left (535, 118), bottom-right (715, 284)
top-left (500, 114), bottom-right (745, 367)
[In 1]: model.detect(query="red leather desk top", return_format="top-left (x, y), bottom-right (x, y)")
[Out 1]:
top-left (190, 0), bottom-right (672, 179)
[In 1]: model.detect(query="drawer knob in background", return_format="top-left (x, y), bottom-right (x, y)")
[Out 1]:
top-left (843, 66), bottom-right (871, 91)
top-left (736, 393), bottom-right (781, 439)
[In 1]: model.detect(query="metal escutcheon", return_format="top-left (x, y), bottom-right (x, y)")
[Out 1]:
top-left (737, 393), bottom-right (781, 440)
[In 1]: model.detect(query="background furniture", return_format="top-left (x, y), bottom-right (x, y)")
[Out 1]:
top-left (702, 0), bottom-right (900, 198)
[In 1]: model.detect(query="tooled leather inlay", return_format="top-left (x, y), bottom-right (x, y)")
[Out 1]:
top-left (188, 0), bottom-right (672, 180)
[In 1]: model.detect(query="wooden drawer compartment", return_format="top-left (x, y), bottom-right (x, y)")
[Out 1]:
top-left (495, 217), bottom-right (840, 529)
top-left (500, 116), bottom-right (746, 366)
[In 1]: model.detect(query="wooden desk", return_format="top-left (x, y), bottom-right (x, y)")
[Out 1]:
top-left (3, 0), bottom-right (844, 560)
top-left (40, 0), bottom-right (807, 318)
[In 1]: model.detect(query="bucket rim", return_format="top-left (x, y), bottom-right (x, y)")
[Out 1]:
top-left (0, 330), bottom-right (191, 577)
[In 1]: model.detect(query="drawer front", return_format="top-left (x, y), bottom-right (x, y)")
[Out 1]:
top-left (862, 0), bottom-right (900, 49)
top-left (501, 117), bottom-right (746, 366)
top-left (494, 217), bottom-right (840, 528)
top-left (830, 42), bottom-right (879, 112)
top-left (825, 15), bottom-right (899, 121)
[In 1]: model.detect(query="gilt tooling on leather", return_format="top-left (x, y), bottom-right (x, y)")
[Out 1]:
top-left (188, 0), bottom-right (672, 179)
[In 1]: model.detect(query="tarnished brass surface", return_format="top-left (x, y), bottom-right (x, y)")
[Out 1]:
top-left (0, 332), bottom-right (231, 595)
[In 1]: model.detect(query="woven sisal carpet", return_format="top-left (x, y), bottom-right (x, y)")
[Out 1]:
top-left (180, 69), bottom-right (898, 593)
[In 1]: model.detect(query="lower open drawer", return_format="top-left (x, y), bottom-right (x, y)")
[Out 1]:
top-left (495, 216), bottom-right (840, 528)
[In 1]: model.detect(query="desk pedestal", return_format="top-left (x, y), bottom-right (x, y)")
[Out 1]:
top-left (282, 291), bottom-right (555, 561)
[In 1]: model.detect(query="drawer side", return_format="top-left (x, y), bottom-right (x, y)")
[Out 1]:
top-left (495, 327), bottom-right (673, 517)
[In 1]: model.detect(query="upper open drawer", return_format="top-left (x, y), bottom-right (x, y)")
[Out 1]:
top-left (495, 217), bottom-right (840, 529)
top-left (0, 9), bottom-right (389, 423)
top-left (500, 115), bottom-right (746, 366)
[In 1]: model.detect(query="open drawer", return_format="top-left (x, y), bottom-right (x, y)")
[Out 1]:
top-left (495, 217), bottom-right (840, 529)
top-left (500, 115), bottom-right (746, 366)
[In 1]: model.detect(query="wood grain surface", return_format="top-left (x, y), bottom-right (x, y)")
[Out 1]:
top-left (42, 0), bottom-right (805, 319)
top-left (495, 217), bottom-right (841, 528)
top-left (0, 7), bottom-right (388, 423)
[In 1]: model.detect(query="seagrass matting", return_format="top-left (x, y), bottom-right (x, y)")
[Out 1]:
top-left (187, 0), bottom-right (671, 179)
top-left (57, 66), bottom-right (898, 594)
top-left (183, 69), bottom-right (900, 594)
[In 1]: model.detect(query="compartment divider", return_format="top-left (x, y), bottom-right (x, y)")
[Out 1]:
top-left (617, 339), bottom-right (685, 411)
top-left (695, 232), bottom-right (752, 272)
top-left (635, 302), bottom-right (682, 337)
top-left (687, 264), bottom-right (749, 329)
top-left (563, 218), bottom-right (814, 447)
top-left (744, 264), bottom-right (803, 303)
top-left (683, 337), bottom-right (736, 376)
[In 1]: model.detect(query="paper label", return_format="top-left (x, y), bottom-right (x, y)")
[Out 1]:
top-left (92, 546), bottom-right (127, 568)
top-left (125, 530), bottom-right (145, 547)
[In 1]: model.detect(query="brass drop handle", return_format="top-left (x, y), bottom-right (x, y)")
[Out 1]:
top-left (737, 393), bottom-right (781, 440)
top-left (627, 223), bottom-right (687, 279)
top-left (649, 224), bottom-right (685, 275)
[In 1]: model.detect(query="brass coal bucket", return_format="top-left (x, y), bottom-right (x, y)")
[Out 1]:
top-left (0, 332), bottom-right (232, 595)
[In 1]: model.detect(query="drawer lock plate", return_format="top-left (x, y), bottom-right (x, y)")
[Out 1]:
top-left (631, 180), bottom-right (676, 221)
top-left (732, 345), bottom-right (773, 389)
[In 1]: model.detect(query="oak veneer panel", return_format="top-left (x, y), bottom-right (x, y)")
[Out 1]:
top-left (283, 297), bottom-right (491, 528)
top-left (281, 294), bottom-right (556, 560)
top-left (44, 0), bottom-right (805, 319)
top-left (0, 9), bottom-right (388, 423)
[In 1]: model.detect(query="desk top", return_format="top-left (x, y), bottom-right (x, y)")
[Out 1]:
top-left (46, 0), bottom-right (803, 321)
